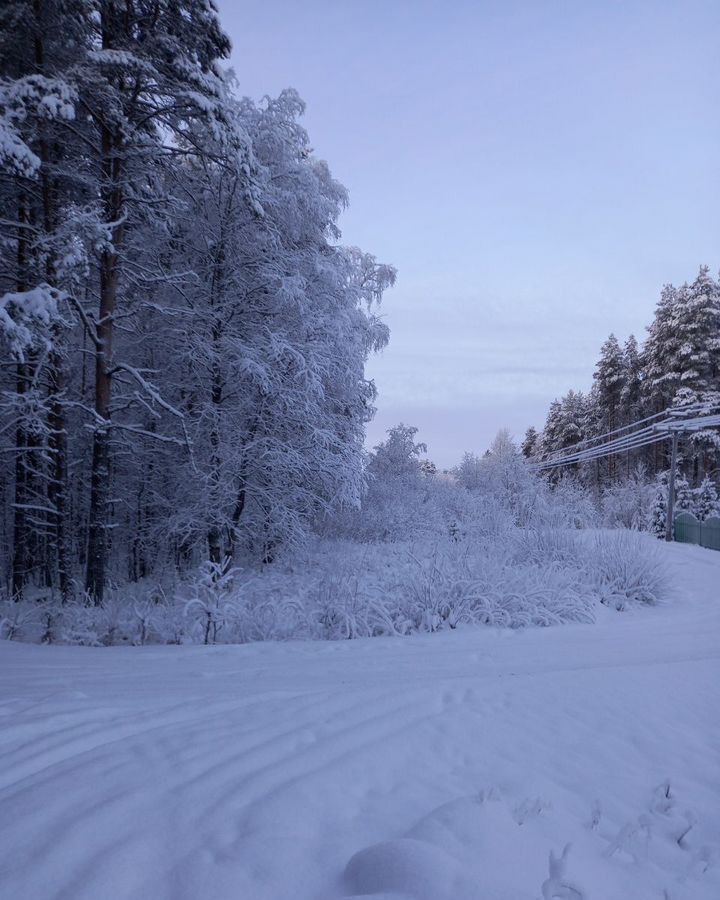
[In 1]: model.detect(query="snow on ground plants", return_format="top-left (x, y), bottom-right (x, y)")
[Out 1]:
top-left (0, 527), bottom-right (672, 646)
top-left (0, 537), bottom-right (718, 899)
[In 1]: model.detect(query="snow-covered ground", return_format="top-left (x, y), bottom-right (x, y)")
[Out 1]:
top-left (0, 540), bottom-right (718, 900)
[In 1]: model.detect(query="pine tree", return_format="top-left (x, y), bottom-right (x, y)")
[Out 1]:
top-left (615, 334), bottom-right (644, 476)
top-left (593, 334), bottom-right (625, 426)
top-left (620, 334), bottom-right (642, 423)
top-left (670, 267), bottom-right (720, 397)
top-left (559, 390), bottom-right (588, 449)
top-left (643, 283), bottom-right (680, 415)
top-left (521, 426), bottom-right (538, 458)
top-left (589, 334), bottom-right (626, 481)
top-left (643, 267), bottom-right (720, 483)
top-left (648, 470), bottom-right (693, 537)
top-left (648, 472), bottom-right (668, 537)
top-left (642, 268), bottom-right (720, 411)
top-left (693, 476), bottom-right (720, 521)
top-left (538, 399), bottom-right (563, 458)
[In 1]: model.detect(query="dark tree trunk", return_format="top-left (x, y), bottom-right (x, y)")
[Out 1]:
top-left (207, 355), bottom-right (224, 566)
top-left (11, 197), bottom-right (31, 600)
top-left (12, 365), bottom-right (29, 600)
top-left (85, 118), bottom-right (123, 603)
top-left (47, 344), bottom-right (70, 600)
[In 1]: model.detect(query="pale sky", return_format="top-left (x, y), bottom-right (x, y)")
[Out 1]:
top-left (218, 0), bottom-right (720, 467)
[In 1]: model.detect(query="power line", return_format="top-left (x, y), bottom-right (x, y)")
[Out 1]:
top-left (528, 402), bottom-right (720, 543)
top-left (542, 409), bottom-right (668, 455)
top-left (530, 404), bottom-right (720, 473)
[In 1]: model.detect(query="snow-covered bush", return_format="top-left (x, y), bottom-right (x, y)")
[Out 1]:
top-left (453, 451), bottom-right (484, 490)
top-left (513, 527), bottom-right (581, 567)
top-left (227, 527), bottom-right (666, 640)
top-left (182, 560), bottom-right (242, 645)
top-left (397, 542), bottom-right (592, 630)
top-left (0, 594), bottom-right (129, 646)
top-left (346, 427), bottom-right (559, 544)
top-left (586, 531), bottom-right (670, 609)
top-left (600, 465), bottom-right (656, 530)
top-left (543, 475), bottom-right (600, 529)
top-left (1, 522), bottom-right (672, 645)
top-left (59, 593), bottom-right (142, 646)
top-left (0, 598), bottom-right (53, 641)
top-left (48, 583), bottom-right (180, 646)
top-left (313, 568), bottom-right (397, 639)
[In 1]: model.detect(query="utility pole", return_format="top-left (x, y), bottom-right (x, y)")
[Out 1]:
top-left (664, 430), bottom-right (680, 542)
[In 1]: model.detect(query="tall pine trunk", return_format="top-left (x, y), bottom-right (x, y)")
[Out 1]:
top-left (47, 343), bottom-right (70, 600)
top-left (12, 364), bottom-right (29, 600)
top-left (85, 232), bottom-right (119, 602)
top-left (11, 197), bottom-right (30, 600)
top-left (85, 117), bottom-right (123, 603)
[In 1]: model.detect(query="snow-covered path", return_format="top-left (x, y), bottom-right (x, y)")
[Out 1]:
top-left (1, 541), bottom-right (719, 900)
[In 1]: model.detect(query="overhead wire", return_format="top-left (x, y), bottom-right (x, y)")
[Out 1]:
top-left (530, 405), bottom-right (720, 473)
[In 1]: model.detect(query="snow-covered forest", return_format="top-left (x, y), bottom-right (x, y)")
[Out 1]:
top-left (2, 3), bottom-right (720, 900)
top-left (1, 1), bottom-right (395, 609)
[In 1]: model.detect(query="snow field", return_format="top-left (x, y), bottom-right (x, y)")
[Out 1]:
top-left (0, 540), bottom-right (718, 899)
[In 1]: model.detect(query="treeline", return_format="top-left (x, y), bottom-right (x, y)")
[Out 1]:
top-left (524, 266), bottom-right (720, 490)
top-left (0, 1), bottom-right (394, 603)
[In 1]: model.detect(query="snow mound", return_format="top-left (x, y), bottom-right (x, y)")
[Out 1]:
top-left (343, 784), bottom-right (719, 900)
top-left (345, 837), bottom-right (462, 899)
top-left (343, 792), bottom-right (561, 900)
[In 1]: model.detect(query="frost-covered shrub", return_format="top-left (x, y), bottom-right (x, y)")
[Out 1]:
top-left (0, 596), bottom-right (112, 645)
top-left (313, 569), bottom-right (397, 639)
top-left (399, 545), bottom-right (477, 632)
top-left (0, 598), bottom-right (52, 641)
top-left (178, 563), bottom-right (311, 643)
top-left (1, 525), bottom-right (672, 645)
top-left (600, 467), bottom-right (655, 530)
top-left (453, 451), bottom-right (484, 490)
top-left (587, 531), bottom-right (670, 609)
top-left (513, 527), bottom-right (581, 567)
top-left (181, 560), bottom-right (244, 644)
top-left (147, 594), bottom-right (186, 645)
top-left (242, 541), bottom-right (404, 639)
top-left (350, 473), bottom-right (430, 542)
top-left (244, 538), bottom-right (566, 639)
top-left (345, 428), bottom-right (553, 543)
top-left (333, 473), bottom-right (517, 546)
top-left (397, 543), bottom-right (593, 630)
top-left (452, 432), bottom-right (552, 529)
top-left (543, 476), bottom-right (600, 529)
top-left (59, 593), bottom-right (140, 646)
top-left (55, 583), bottom-right (180, 646)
